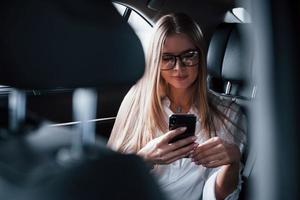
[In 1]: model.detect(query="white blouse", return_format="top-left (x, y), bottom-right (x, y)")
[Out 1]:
top-left (151, 95), bottom-right (247, 200)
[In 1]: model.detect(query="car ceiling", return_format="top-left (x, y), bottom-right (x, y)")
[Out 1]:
top-left (113, 0), bottom-right (243, 45)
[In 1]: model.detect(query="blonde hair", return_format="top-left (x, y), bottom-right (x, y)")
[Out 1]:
top-left (108, 13), bottom-right (234, 153)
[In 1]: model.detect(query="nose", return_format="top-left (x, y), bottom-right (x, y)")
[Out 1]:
top-left (173, 57), bottom-right (185, 70)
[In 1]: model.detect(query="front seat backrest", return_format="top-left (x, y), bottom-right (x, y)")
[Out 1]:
top-left (0, 0), bottom-right (144, 89)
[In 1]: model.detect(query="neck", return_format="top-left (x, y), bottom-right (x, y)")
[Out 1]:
top-left (168, 87), bottom-right (194, 113)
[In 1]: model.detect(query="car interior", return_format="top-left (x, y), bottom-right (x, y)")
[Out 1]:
top-left (1, 0), bottom-right (300, 199)
top-left (0, 1), bottom-right (165, 199)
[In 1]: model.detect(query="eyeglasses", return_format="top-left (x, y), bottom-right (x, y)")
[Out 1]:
top-left (160, 49), bottom-right (199, 70)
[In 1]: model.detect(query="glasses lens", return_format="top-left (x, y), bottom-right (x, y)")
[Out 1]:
top-left (161, 50), bottom-right (199, 70)
top-left (181, 51), bottom-right (199, 66)
top-left (161, 55), bottom-right (175, 70)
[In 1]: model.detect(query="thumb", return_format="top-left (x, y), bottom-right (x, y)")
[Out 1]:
top-left (161, 127), bottom-right (187, 143)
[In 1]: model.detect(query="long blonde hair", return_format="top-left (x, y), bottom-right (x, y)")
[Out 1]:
top-left (108, 13), bottom-right (232, 153)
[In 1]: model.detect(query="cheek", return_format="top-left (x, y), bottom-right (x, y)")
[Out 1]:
top-left (189, 68), bottom-right (199, 82)
top-left (160, 71), bottom-right (169, 82)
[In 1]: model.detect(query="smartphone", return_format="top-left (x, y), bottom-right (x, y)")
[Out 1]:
top-left (168, 113), bottom-right (196, 143)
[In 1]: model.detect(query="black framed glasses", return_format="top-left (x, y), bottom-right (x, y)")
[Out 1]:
top-left (160, 49), bottom-right (200, 70)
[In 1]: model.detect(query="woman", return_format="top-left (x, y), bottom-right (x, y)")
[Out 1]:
top-left (108, 13), bottom-right (246, 200)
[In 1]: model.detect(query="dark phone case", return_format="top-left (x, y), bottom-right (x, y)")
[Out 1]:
top-left (169, 114), bottom-right (196, 143)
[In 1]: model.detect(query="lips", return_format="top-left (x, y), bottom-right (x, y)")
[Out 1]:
top-left (173, 76), bottom-right (188, 81)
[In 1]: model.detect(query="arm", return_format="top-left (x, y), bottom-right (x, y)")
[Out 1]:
top-left (215, 163), bottom-right (240, 200)
top-left (197, 101), bottom-right (247, 199)
top-left (191, 137), bottom-right (242, 200)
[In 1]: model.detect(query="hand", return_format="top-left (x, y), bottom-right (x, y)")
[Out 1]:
top-left (137, 127), bottom-right (198, 165)
top-left (191, 137), bottom-right (241, 168)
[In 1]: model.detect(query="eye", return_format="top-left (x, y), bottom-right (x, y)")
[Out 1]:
top-left (181, 51), bottom-right (199, 66)
top-left (182, 51), bottom-right (198, 59)
top-left (162, 55), bottom-right (174, 62)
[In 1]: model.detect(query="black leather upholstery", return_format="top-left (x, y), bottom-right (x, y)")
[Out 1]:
top-left (0, 0), bottom-right (144, 89)
top-left (207, 23), bottom-right (234, 79)
top-left (207, 23), bottom-right (234, 93)
top-left (0, 0), bottom-right (142, 136)
top-left (207, 23), bottom-right (255, 200)
top-left (207, 23), bottom-right (254, 99)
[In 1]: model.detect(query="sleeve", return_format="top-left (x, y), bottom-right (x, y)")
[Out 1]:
top-left (202, 163), bottom-right (244, 200)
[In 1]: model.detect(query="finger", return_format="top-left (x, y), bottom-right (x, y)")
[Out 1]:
top-left (161, 127), bottom-right (187, 143)
top-left (193, 151), bottom-right (226, 165)
top-left (165, 153), bottom-right (189, 164)
top-left (191, 143), bottom-right (223, 161)
top-left (164, 144), bottom-right (197, 164)
top-left (168, 135), bottom-right (198, 151)
top-left (164, 142), bottom-right (198, 162)
top-left (193, 137), bottom-right (222, 153)
top-left (202, 160), bottom-right (224, 168)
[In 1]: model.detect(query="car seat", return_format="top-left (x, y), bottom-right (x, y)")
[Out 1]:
top-left (207, 22), bottom-right (256, 200)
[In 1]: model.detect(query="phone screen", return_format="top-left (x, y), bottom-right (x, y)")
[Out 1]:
top-left (169, 113), bottom-right (196, 143)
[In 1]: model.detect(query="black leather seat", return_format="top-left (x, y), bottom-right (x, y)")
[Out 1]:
top-left (207, 22), bottom-right (255, 127)
top-left (207, 22), bottom-right (256, 200)
top-left (207, 23), bottom-right (255, 99)
top-left (0, 0), bottom-right (145, 139)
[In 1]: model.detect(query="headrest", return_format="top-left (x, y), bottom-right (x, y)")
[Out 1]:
top-left (207, 23), bottom-right (235, 79)
top-left (207, 23), bottom-right (253, 98)
top-left (0, 0), bottom-right (145, 89)
top-left (221, 24), bottom-right (252, 83)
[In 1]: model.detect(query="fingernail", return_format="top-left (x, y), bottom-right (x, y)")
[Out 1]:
top-left (192, 136), bottom-right (197, 140)
top-left (180, 127), bottom-right (187, 131)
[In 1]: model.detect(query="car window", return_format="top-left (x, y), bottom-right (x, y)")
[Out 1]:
top-left (232, 7), bottom-right (251, 23)
top-left (128, 10), bottom-right (152, 53)
top-left (113, 2), bottom-right (153, 53)
top-left (113, 2), bottom-right (126, 16)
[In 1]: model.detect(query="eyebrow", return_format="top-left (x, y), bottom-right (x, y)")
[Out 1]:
top-left (162, 48), bottom-right (198, 56)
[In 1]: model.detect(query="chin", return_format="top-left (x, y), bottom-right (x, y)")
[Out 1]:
top-left (170, 83), bottom-right (193, 89)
